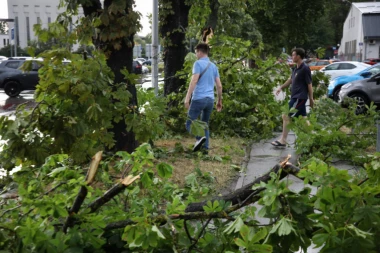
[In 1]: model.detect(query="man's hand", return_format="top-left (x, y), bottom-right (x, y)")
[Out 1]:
top-left (309, 98), bottom-right (314, 109)
top-left (217, 100), bottom-right (222, 112)
top-left (275, 87), bottom-right (282, 96)
top-left (184, 101), bottom-right (190, 110)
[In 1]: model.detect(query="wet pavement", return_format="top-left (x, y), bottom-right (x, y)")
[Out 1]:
top-left (0, 90), bottom-right (36, 117)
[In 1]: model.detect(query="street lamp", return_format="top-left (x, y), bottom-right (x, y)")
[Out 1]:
top-left (0, 18), bottom-right (17, 57)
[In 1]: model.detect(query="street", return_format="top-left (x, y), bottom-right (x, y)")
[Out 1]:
top-left (0, 90), bottom-right (35, 117)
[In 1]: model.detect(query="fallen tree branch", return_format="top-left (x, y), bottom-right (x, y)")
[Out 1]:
top-left (63, 151), bottom-right (102, 233)
top-left (87, 174), bottom-right (140, 213)
top-left (185, 162), bottom-right (299, 212)
top-left (103, 161), bottom-right (300, 231)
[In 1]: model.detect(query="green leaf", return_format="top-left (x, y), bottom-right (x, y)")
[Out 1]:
top-left (157, 163), bottom-right (173, 179)
top-left (224, 217), bottom-right (244, 234)
top-left (234, 238), bottom-right (247, 248)
top-left (151, 225), bottom-right (166, 239)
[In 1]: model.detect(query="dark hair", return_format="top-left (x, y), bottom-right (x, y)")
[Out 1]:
top-left (195, 43), bottom-right (210, 54)
top-left (292, 48), bottom-right (305, 59)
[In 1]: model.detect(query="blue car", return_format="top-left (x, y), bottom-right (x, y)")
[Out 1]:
top-left (327, 63), bottom-right (380, 101)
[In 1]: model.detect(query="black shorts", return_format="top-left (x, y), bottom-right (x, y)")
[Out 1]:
top-left (288, 98), bottom-right (307, 117)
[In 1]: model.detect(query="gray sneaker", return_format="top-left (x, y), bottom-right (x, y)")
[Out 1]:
top-left (193, 137), bottom-right (206, 152)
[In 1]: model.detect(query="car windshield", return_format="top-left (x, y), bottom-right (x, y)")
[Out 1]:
top-left (368, 65), bottom-right (380, 75)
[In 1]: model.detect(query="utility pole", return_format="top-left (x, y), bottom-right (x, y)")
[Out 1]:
top-left (152, 0), bottom-right (159, 96)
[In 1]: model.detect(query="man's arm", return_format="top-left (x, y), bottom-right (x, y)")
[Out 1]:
top-left (184, 74), bottom-right (200, 109)
top-left (215, 77), bottom-right (223, 112)
top-left (275, 78), bottom-right (292, 95)
top-left (308, 83), bottom-right (314, 108)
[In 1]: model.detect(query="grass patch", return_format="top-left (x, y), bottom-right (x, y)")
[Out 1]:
top-left (153, 136), bottom-right (248, 192)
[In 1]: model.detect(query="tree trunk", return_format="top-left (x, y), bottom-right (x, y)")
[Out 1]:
top-left (160, 0), bottom-right (190, 96)
top-left (81, 0), bottom-right (138, 153)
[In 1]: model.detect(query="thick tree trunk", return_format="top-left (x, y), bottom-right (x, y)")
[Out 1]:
top-left (206, 0), bottom-right (219, 30)
top-left (81, 0), bottom-right (138, 153)
top-left (160, 0), bottom-right (190, 96)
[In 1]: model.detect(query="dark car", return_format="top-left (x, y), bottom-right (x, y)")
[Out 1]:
top-left (142, 59), bottom-right (151, 66)
top-left (0, 58), bottom-right (42, 97)
top-left (364, 58), bottom-right (380, 66)
top-left (133, 60), bottom-right (142, 74)
top-left (338, 72), bottom-right (380, 114)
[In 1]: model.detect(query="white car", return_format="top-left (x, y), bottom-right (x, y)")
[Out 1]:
top-left (319, 61), bottom-right (370, 80)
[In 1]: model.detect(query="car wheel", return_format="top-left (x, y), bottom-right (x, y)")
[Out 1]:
top-left (4, 81), bottom-right (21, 97)
top-left (333, 87), bottom-right (341, 102)
top-left (349, 93), bottom-right (369, 114)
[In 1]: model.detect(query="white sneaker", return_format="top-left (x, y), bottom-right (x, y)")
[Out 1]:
top-left (193, 137), bottom-right (206, 152)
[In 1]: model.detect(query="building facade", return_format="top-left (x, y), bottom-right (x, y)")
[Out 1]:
top-left (339, 2), bottom-right (380, 61)
top-left (7, 0), bottom-right (63, 49)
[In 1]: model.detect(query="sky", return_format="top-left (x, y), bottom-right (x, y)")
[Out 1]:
top-left (0, 0), bottom-right (152, 35)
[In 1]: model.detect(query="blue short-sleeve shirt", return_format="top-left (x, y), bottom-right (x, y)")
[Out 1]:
top-left (291, 62), bottom-right (312, 99)
top-left (192, 57), bottom-right (220, 101)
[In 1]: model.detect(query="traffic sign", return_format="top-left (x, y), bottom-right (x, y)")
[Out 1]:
top-left (359, 42), bottom-right (363, 46)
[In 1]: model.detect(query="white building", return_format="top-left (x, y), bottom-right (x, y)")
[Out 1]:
top-left (0, 34), bottom-right (10, 48)
top-left (6, 0), bottom-right (83, 51)
top-left (339, 2), bottom-right (380, 61)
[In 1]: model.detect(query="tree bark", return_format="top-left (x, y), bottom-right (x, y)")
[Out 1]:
top-left (160, 0), bottom-right (191, 96)
top-left (81, 0), bottom-right (138, 153)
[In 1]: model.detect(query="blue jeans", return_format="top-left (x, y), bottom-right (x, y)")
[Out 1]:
top-left (186, 97), bottom-right (214, 149)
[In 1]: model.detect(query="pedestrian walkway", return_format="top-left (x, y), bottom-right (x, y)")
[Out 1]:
top-left (235, 131), bottom-right (361, 253)
top-left (236, 132), bottom-right (298, 190)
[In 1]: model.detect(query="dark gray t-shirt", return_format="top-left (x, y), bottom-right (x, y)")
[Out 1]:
top-left (291, 62), bottom-right (312, 99)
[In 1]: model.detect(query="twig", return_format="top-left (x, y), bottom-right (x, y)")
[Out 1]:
top-left (1, 205), bottom-right (22, 218)
top-left (184, 220), bottom-right (195, 243)
top-left (187, 217), bottom-right (212, 253)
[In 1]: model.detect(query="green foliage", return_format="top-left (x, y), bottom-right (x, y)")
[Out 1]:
top-left (312, 71), bottom-right (330, 100)
top-left (315, 47), bottom-right (326, 59)
top-left (168, 35), bottom-right (289, 139)
top-left (290, 97), bottom-right (379, 163)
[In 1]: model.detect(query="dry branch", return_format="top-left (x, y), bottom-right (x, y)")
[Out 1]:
top-left (63, 151), bottom-right (103, 233)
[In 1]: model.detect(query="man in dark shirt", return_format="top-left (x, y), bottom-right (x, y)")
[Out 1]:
top-left (271, 48), bottom-right (314, 147)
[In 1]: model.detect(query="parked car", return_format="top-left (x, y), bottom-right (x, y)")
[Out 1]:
top-left (318, 61), bottom-right (370, 81)
top-left (338, 72), bottom-right (380, 114)
top-left (135, 58), bottom-right (146, 63)
top-left (0, 56), bottom-right (7, 63)
top-left (0, 58), bottom-right (43, 97)
top-left (328, 63), bottom-right (380, 101)
top-left (309, 60), bottom-right (337, 71)
top-left (364, 58), bottom-right (380, 65)
top-left (133, 60), bottom-right (142, 74)
top-left (142, 59), bottom-right (151, 66)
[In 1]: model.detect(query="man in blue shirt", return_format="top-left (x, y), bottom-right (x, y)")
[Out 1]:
top-left (271, 48), bottom-right (314, 147)
top-left (185, 43), bottom-right (223, 152)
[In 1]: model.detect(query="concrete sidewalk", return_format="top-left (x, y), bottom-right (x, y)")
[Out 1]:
top-left (235, 131), bottom-right (361, 253)
top-left (236, 132), bottom-right (298, 190)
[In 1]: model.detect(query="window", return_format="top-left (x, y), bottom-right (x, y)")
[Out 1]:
top-left (37, 17), bottom-right (41, 24)
top-left (48, 17), bottom-right (51, 24)
top-left (3, 39), bottom-right (5, 46)
top-left (369, 66), bottom-right (380, 75)
top-left (26, 17), bottom-right (30, 42)
top-left (31, 61), bottom-right (42, 70)
top-left (308, 62), bottom-right (317, 66)
top-left (5, 61), bottom-right (21, 69)
top-left (317, 61), bottom-right (329, 66)
top-left (338, 63), bottom-right (356, 70)
top-left (325, 64), bottom-right (340, 71)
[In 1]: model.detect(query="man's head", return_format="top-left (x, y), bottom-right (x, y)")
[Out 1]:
top-left (195, 43), bottom-right (209, 59)
top-left (291, 48), bottom-right (305, 63)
